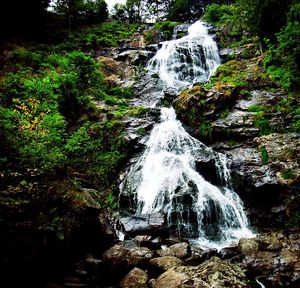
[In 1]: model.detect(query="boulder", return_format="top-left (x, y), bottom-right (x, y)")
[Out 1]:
top-left (155, 269), bottom-right (191, 288)
top-left (238, 238), bottom-right (259, 255)
top-left (185, 246), bottom-right (217, 266)
top-left (156, 242), bottom-right (189, 259)
top-left (150, 256), bottom-right (185, 271)
top-left (155, 256), bottom-right (247, 288)
top-left (119, 213), bottom-right (166, 237)
top-left (114, 49), bottom-right (155, 66)
top-left (120, 267), bottom-right (148, 288)
top-left (102, 243), bottom-right (153, 271)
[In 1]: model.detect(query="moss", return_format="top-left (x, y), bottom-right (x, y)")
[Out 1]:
top-left (248, 105), bottom-right (266, 112)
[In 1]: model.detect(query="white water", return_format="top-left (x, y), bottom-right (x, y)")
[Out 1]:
top-left (147, 21), bottom-right (220, 89)
top-left (120, 21), bottom-right (253, 249)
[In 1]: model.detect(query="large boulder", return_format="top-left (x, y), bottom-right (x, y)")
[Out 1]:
top-left (156, 242), bottom-right (189, 259)
top-left (238, 238), bottom-right (259, 255)
top-left (120, 267), bottom-right (148, 288)
top-left (102, 243), bottom-right (153, 271)
top-left (155, 256), bottom-right (247, 288)
top-left (119, 213), bottom-right (167, 237)
top-left (114, 49), bottom-right (155, 66)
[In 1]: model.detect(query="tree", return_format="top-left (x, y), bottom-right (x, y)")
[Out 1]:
top-left (168, 0), bottom-right (204, 21)
top-left (81, 0), bottom-right (108, 23)
top-left (0, 0), bottom-right (50, 38)
top-left (235, 0), bottom-right (293, 40)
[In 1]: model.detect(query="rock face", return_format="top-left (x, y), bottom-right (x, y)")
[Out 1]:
top-left (155, 257), bottom-right (247, 288)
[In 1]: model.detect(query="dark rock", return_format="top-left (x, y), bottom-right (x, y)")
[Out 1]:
top-left (114, 49), bottom-right (155, 66)
top-left (185, 246), bottom-right (217, 266)
top-left (119, 213), bottom-right (167, 237)
top-left (218, 246), bottom-right (239, 260)
top-left (219, 48), bottom-right (244, 62)
top-left (135, 235), bottom-right (162, 250)
top-left (145, 44), bottom-right (159, 52)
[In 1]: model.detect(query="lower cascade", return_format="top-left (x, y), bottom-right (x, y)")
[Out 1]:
top-left (120, 21), bottom-right (254, 249)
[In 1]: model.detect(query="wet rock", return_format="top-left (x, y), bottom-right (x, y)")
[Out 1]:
top-left (120, 267), bottom-right (148, 288)
top-left (157, 242), bottom-right (189, 259)
top-left (119, 213), bottom-right (167, 237)
top-left (102, 243), bottom-right (153, 271)
top-left (185, 246), bottom-right (217, 266)
top-left (134, 235), bottom-right (162, 250)
top-left (218, 246), bottom-right (239, 260)
top-left (150, 256), bottom-right (185, 271)
top-left (155, 256), bottom-right (247, 288)
top-left (114, 49), bottom-right (155, 66)
top-left (145, 44), bottom-right (159, 52)
top-left (219, 47), bottom-right (244, 62)
top-left (238, 238), bottom-right (259, 255)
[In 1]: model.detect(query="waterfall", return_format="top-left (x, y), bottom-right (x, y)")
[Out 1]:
top-left (120, 21), bottom-right (253, 249)
top-left (147, 21), bottom-right (220, 89)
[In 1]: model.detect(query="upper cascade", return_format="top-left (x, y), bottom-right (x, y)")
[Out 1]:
top-left (147, 21), bottom-right (221, 89)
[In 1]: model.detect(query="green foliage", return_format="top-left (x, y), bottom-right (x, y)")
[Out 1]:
top-left (154, 21), bottom-right (181, 40)
top-left (219, 108), bottom-right (230, 119)
top-left (254, 113), bottom-right (271, 135)
top-left (281, 169), bottom-right (297, 180)
top-left (264, 19), bottom-right (300, 91)
top-left (0, 40), bottom-right (132, 189)
top-left (104, 192), bottom-right (118, 209)
top-left (199, 120), bottom-right (212, 139)
top-left (248, 105), bottom-right (266, 112)
top-left (168, 0), bottom-right (204, 21)
top-left (260, 146), bottom-right (269, 165)
top-left (128, 106), bottom-right (150, 117)
top-left (203, 4), bottom-right (235, 27)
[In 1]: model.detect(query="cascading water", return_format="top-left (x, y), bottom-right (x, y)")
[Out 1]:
top-left (120, 21), bottom-right (253, 249)
top-left (147, 21), bottom-right (221, 89)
